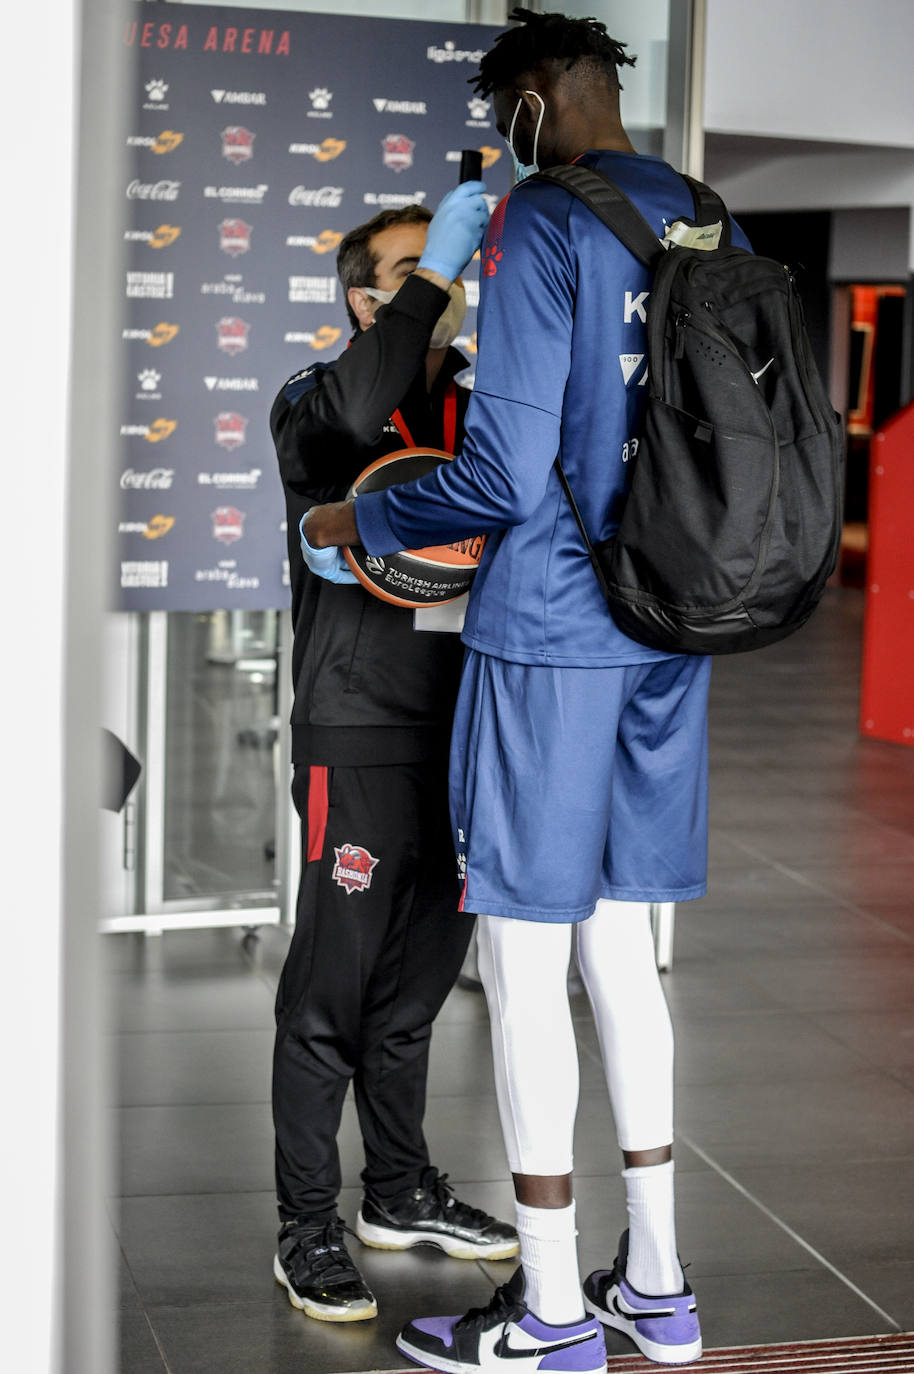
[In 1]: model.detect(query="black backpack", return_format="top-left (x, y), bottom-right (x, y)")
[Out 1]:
top-left (535, 164), bottom-right (845, 655)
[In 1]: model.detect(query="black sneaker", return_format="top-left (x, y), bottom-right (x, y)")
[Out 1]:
top-left (356, 1167), bottom-right (519, 1260)
top-left (273, 1216), bottom-right (378, 1322)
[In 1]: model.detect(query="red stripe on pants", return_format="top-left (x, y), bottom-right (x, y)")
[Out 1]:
top-left (306, 765), bottom-right (329, 863)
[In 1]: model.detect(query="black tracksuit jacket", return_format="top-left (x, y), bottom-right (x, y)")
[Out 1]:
top-left (270, 273), bottom-right (471, 766)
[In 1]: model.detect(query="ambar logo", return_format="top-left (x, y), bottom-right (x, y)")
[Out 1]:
top-left (153, 130), bottom-right (184, 154)
top-left (145, 418), bottom-right (178, 443)
top-left (150, 224), bottom-right (181, 248)
top-left (148, 322), bottom-right (180, 347)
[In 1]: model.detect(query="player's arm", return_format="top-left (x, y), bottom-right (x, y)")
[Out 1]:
top-left (307, 189), bottom-right (575, 552)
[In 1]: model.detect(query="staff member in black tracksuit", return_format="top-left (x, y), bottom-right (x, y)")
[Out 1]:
top-left (269, 192), bottom-right (516, 1326)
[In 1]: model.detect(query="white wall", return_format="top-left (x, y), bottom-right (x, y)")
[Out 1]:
top-left (705, 0), bottom-right (914, 149)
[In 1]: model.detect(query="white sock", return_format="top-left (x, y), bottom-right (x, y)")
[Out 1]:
top-left (515, 1200), bottom-right (584, 1325)
top-left (622, 1161), bottom-right (684, 1296)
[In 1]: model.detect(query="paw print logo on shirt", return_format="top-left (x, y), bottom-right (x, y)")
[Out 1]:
top-left (483, 242), bottom-right (503, 277)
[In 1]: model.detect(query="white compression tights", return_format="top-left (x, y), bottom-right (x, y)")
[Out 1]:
top-left (475, 899), bottom-right (674, 1174)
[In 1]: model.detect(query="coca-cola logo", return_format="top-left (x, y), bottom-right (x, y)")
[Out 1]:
top-left (127, 179), bottom-right (181, 200)
top-left (120, 468), bottom-right (175, 490)
top-left (288, 185), bottom-right (343, 207)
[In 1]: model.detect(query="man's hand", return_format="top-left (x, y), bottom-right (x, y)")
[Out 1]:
top-left (418, 181), bottom-right (489, 283)
top-left (303, 500), bottom-right (360, 549)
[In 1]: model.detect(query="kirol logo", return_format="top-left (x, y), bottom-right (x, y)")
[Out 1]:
top-left (143, 515), bottom-right (175, 541)
top-left (211, 506), bottom-right (246, 544)
top-left (221, 126), bottom-right (254, 164)
top-left (309, 325), bottom-right (342, 351)
top-left (311, 229), bottom-right (342, 255)
top-left (147, 322), bottom-right (180, 348)
top-left (381, 134), bottom-right (415, 173)
top-left (152, 130), bottom-right (184, 155)
top-left (216, 316), bottom-right (250, 355)
top-left (144, 418), bottom-right (177, 443)
top-left (214, 412), bottom-right (248, 450)
top-left (219, 218), bottom-right (252, 256)
top-left (332, 844), bottom-right (379, 895)
top-left (149, 224), bottom-right (181, 249)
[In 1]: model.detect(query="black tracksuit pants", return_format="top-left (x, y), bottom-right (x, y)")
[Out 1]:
top-left (272, 758), bottom-right (475, 1222)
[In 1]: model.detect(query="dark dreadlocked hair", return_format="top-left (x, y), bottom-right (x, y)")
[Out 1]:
top-left (471, 7), bottom-right (636, 98)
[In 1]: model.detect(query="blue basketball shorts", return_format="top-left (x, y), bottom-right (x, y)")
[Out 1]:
top-left (449, 650), bottom-right (711, 922)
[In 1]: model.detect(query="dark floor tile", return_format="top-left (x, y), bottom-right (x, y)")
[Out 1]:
top-left (672, 1009), bottom-right (870, 1086)
top-left (716, 816), bottom-right (914, 866)
top-left (657, 957), bottom-right (783, 1018)
top-left (677, 1071), bottom-right (914, 1168)
top-left (677, 898), bottom-right (912, 958)
top-left (573, 1165), bottom-right (795, 1281)
top-left (688, 864), bottom-right (827, 914)
top-left (114, 1029), bottom-right (274, 1107)
top-left (810, 1008), bottom-right (914, 1083)
top-left (116, 1102), bottom-right (274, 1196)
top-left (119, 1307), bottom-right (170, 1374)
top-left (116, 1190), bottom-right (277, 1306)
top-left (692, 1267), bottom-right (897, 1350)
top-left (110, 969), bottom-right (276, 1034)
top-left (144, 1256), bottom-right (497, 1374)
top-left (788, 860), bottom-right (914, 906)
top-left (727, 1159), bottom-right (914, 1270)
top-left (102, 927), bottom-right (268, 976)
top-left (406, 1094), bottom-right (516, 1187)
top-left (739, 947), bottom-right (914, 1013)
top-left (839, 1262), bottom-right (914, 1329)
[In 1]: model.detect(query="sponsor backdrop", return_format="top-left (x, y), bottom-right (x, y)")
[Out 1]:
top-left (117, 4), bottom-right (510, 610)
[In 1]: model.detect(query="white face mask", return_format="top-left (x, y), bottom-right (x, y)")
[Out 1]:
top-left (507, 90), bottom-right (545, 182)
top-left (363, 280), bottom-right (467, 349)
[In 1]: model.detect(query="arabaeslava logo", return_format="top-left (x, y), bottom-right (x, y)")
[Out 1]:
top-left (332, 843), bottom-right (379, 895)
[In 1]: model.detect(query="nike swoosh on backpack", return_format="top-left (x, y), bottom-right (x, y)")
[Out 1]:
top-left (751, 358), bottom-right (774, 382)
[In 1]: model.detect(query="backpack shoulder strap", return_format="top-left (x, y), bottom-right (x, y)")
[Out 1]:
top-left (682, 174), bottom-right (732, 246)
top-left (531, 164), bottom-right (663, 268)
top-left (532, 164), bottom-right (734, 261)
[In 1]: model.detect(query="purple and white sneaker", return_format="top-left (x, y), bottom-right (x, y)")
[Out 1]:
top-left (396, 1267), bottom-right (606, 1374)
top-left (583, 1230), bottom-right (701, 1366)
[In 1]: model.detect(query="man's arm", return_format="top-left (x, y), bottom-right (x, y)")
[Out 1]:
top-left (271, 273), bottom-right (451, 496)
top-left (305, 187), bottom-right (575, 552)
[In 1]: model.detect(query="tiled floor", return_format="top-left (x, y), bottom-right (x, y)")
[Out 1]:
top-left (107, 586), bottom-right (914, 1373)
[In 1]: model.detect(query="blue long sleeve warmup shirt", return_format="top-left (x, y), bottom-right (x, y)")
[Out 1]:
top-left (355, 151), bottom-right (750, 668)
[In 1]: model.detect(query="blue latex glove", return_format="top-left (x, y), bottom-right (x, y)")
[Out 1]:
top-left (300, 515), bottom-right (358, 584)
top-left (418, 180), bottom-right (489, 281)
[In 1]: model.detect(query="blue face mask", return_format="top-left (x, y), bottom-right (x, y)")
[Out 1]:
top-left (507, 90), bottom-right (545, 183)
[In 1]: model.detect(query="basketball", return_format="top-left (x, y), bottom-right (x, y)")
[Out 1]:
top-left (344, 448), bottom-right (485, 609)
